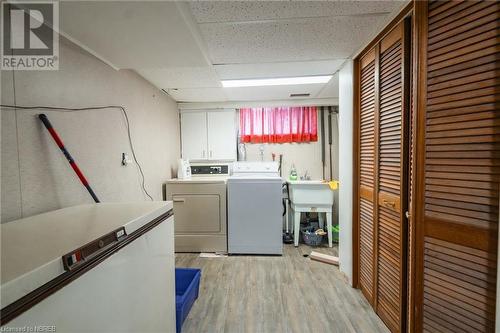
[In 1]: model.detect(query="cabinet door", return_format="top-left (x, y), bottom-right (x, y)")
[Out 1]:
top-left (181, 112), bottom-right (207, 160)
top-left (207, 110), bottom-right (236, 160)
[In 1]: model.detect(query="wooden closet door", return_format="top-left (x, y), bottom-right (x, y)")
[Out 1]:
top-left (356, 19), bottom-right (410, 333)
top-left (414, 1), bottom-right (499, 332)
top-left (358, 48), bottom-right (377, 304)
top-left (376, 21), bottom-right (409, 333)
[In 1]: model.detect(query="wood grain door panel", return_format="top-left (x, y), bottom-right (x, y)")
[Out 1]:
top-left (359, 48), bottom-right (377, 304)
top-left (415, 1), bottom-right (500, 332)
top-left (376, 22), bottom-right (408, 333)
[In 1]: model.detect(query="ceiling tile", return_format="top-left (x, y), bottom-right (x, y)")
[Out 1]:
top-left (214, 59), bottom-right (345, 80)
top-left (190, 1), bottom-right (406, 23)
top-left (137, 67), bottom-right (221, 89)
top-left (58, 1), bottom-right (408, 104)
top-left (199, 15), bottom-right (388, 64)
top-left (60, 2), bottom-right (209, 69)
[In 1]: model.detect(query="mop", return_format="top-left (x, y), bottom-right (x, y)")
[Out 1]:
top-left (39, 114), bottom-right (100, 203)
top-left (282, 182), bottom-right (294, 244)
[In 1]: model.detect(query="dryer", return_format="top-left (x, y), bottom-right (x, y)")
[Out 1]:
top-left (166, 163), bottom-right (230, 253)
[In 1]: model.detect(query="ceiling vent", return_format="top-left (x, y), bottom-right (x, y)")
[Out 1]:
top-left (290, 93), bottom-right (310, 98)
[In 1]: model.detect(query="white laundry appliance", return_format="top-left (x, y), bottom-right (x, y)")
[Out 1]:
top-left (1, 202), bottom-right (175, 332)
top-left (166, 163), bottom-right (231, 253)
top-left (227, 162), bottom-right (283, 255)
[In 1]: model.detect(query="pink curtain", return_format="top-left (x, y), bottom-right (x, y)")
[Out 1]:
top-left (239, 107), bottom-right (318, 143)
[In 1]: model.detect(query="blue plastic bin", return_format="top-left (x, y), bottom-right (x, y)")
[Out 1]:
top-left (175, 268), bottom-right (201, 333)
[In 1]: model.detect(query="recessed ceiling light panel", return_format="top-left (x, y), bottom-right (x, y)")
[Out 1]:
top-left (221, 75), bottom-right (332, 88)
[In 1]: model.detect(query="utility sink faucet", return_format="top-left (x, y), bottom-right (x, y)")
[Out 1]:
top-left (300, 170), bottom-right (311, 180)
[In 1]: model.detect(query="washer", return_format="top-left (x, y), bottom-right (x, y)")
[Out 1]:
top-left (227, 162), bottom-right (283, 255)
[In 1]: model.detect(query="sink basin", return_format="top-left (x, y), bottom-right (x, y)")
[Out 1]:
top-left (287, 180), bottom-right (333, 207)
top-left (287, 180), bottom-right (325, 185)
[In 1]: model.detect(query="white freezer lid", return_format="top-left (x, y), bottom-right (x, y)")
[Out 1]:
top-left (1, 202), bottom-right (173, 308)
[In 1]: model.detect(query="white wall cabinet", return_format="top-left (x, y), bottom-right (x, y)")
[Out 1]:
top-left (181, 110), bottom-right (236, 161)
top-left (181, 112), bottom-right (208, 160)
top-left (207, 111), bottom-right (237, 160)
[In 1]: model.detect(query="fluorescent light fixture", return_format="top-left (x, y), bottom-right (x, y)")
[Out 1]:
top-left (221, 75), bottom-right (332, 88)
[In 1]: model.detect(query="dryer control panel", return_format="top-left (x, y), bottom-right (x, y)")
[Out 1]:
top-left (191, 164), bottom-right (230, 176)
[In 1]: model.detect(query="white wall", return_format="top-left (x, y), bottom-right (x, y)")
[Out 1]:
top-left (1, 37), bottom-right (180, 222)
top-left (245, 141), bottom-right (322, 180)
top-left (338, 60), bottom-right (354, 285)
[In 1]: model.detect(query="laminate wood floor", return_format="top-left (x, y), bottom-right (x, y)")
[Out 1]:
top-left (175, 244), bottom-right (389, 333)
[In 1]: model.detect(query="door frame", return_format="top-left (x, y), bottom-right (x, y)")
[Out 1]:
top-left (407, 2), bottom-right (426, 332)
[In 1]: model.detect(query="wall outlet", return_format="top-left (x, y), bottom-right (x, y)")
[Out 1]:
top-left (121, 153), bottom-right (132, 166)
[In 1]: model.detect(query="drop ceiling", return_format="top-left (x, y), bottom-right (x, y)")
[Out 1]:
top-left (59, 1), bottom-right (408, 105)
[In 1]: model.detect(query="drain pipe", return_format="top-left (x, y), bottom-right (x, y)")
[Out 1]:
top-left (328, 106), bottom-right (333, 181)
top-left (320, 106), bottom-right (326, 179)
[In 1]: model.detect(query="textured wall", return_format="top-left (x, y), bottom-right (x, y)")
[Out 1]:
top-left (338, 60), bottom-right (354, 285)
top-left (1, 37), bottom-right (180, 223)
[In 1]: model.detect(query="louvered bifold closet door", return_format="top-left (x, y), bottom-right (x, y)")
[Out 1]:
top-left (376, 22), bottom-right (408, 333)
top-left (415, 1), bottom-right (500, 332)
top-left (359, 49), bottom-right (377, 304)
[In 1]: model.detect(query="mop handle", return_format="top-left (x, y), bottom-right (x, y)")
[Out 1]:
top-left (38, 114), bottom-right (100, 203)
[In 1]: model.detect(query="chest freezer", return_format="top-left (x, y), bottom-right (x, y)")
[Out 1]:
top-left (1, 202), bottom-right (175, 332)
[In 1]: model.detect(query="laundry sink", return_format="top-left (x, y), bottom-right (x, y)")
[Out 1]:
top-left (287, 180), bottom-right (334, 207)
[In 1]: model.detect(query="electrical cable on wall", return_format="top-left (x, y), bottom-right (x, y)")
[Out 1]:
top-left (1, 104), bottom-right (154, 201)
